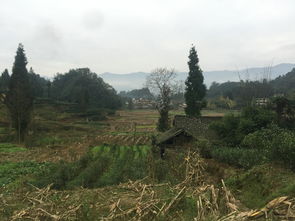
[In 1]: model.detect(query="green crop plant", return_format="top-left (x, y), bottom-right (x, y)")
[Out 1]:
top-left (35, 145), bottom-right (152, 189)
top-left (0, 143), bottom-right (27, 153)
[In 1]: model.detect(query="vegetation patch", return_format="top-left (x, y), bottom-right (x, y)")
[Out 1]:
top-left (34, 145), bottom-right (151, 189)
top-left (211, 147), bottom-right (269, 169)
top-left (136, 125), bottom-right (156, 129)
top-left (226, 164), bottom-right (295, 208)
top-left (0, 143), bottom-right (27, 153)
top-left (34, 136), bottom-right (63, 146)
top-left (0, 161), bottom-right (52, 187)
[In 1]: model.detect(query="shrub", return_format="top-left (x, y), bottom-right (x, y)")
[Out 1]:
top-left (210, 106), bottom-right (276, 146)
top-left (271, 129), bottom-right (295, 170)
top-left (211, 147), bottom-right (269, 169)
top-left (241, 125), bottom-right (295, 170)
top-left (209, 114), bottom-right (241, 146)
top-left (195, 139), bottom-right (212, 158)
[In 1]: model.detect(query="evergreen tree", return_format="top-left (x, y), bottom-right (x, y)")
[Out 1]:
top-left (184, 46), bottom-right (206, 117)
top-left (5, 44), bottom-right (33, 142)
top-left (127, 98), bottom-right (134, 110)
top-left (0, 69), bottom-right (10, 92)
top-left (28, 67), bottom-right (50, 98)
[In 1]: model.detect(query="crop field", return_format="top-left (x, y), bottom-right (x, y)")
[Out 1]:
top-left (2, 104), bottom-right (294, 220)
top-left (0, 106), bottom-right (239, 164)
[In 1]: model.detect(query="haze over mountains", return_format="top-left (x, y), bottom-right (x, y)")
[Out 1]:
top-left (99, 63), bottom-right (295, 92)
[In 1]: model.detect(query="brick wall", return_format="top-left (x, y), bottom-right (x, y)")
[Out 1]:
top-left (173, 115), bottom-right (222, 138)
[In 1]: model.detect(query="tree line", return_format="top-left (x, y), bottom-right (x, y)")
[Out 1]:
top-left (0, 44), bottom-right (122, 142)
top-left (206, 69), bottom-right (295, 109)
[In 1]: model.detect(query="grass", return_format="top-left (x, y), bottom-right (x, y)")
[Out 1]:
top-left (0, 161), bottom-right (52, 187)
top-left (0, 143), bottom-right (27, 153)
top-left (136, 125), bottom-right (156, 129)
top-left (226, 164), bottom-right (295, 208)
top-left (34, 136), bottom-right (63, 146)
top-left (0, 127), bottom-right (6, 134)
top-left (107, 131), bottom-right (152, 136)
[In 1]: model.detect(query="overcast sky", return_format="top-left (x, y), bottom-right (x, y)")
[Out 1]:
top-left (1, 0), bottom-right (295, 77)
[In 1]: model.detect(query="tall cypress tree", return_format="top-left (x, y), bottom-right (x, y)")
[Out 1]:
top-left (5, 44), bottom-right (33, 142)
top-left (0, 69), bottom-right (10, 92)
top-left (184, 46), bottom-right (206, 117)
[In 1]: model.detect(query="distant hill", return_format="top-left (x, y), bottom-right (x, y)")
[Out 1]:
top-left (271, 68), bottom-right (295, 94)
top-left (99, 63), bottom-right (295, 92)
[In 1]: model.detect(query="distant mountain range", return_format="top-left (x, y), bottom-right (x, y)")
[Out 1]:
top-left (99, 63), bottom-right (295, 92)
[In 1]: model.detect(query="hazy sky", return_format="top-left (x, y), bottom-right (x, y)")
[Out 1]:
top-left (1, 0), bottom-right (295, 77)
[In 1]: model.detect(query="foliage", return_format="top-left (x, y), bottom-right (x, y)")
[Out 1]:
top-left (0, 69), bottom-right (10, 92)
top-left (211, 147), bottom-right (269, 169)
top-left (271, 96), bottom-right (295, 129)
top-left (209, 114), bottom-right (242, 146)
top-left (210, 124), bottom-right (295, 170)
top-left (119, 87), bottom-right (154, 100)
top-left (157, 108), bottom-right (170, 132)
top-left (242, 125), bottom-right (295, 170)
top-left (0, 161), bottom-right (52, 187)
top-left (34, 136), bottom-right (63, 146)
top-left (207, 80), bottom-right (274, 107)
top-left (207, 69), bottom-right (295, 107)
top-left (195, 139), bottom-right (212, 159)
top-left (28, 67), bottom-right (50, 98)
top-left (51, 68), bottom-right (122, 111)
top-left (271, 68), bottom-right (295, 94)
top-left (185, 46), bottom-right (206, 117)
top-left (5, 44), bottom-right (34, 142)
top-left (146, 68), bottom-right (176, 132)
top-left (0, 143), bottom-right (27, 153)
top-left (210, 106), bottom-right (275, 146)
top-left (226, 164), bottom-right (295, 208)
top-left (207, 96), bottom-right (236, 110)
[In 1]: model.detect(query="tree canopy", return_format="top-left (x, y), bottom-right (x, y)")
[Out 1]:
top-left (5, 44), bottom-right (33, 142)
top-left (146, 68), bottom-right (176, 131)
top-left (51, 68), bottom-right (122, 110)
top-left (0, 69), bottom-right (10, 93)
top-left (184, 46), bottom-right (206, 117)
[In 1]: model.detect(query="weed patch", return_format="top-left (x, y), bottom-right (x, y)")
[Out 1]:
top-left (226, 164), bottom-right (295, 208)
top-left (0, 161), bottom-right (52, 187)
top-left (0, 143), bottom-right (27, 153)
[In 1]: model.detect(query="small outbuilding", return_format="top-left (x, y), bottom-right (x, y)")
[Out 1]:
top-left (155, 115), bottom-right (222, 148)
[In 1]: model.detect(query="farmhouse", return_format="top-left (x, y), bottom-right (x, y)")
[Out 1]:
top-left (155, 115), bottom-right (222, 148)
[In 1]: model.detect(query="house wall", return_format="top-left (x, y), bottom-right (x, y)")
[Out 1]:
top-left (173, 115), bottom-right (222, 138)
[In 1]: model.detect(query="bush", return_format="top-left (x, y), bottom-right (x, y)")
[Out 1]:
top-left (212, 147), bottom-right (268, 169)
top-left (211, 147), bottom-right (269, 169)
top-left (272, 130), bottom-right (295, 170)
top-left (209, 114), bottom-right (241, 146)
top-left (195, 139), bottom-right (212, 158)
top-left (241, 125), bottom-right (295, 170)
top-left (210, 106), bottom-right (276, 146)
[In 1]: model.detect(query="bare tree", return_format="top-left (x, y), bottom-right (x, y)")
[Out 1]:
top-left (146, 68), bottom-right (176, 132)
